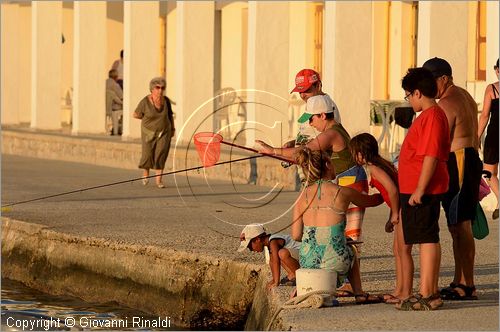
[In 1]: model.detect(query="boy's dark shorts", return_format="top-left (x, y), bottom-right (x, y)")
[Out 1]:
top-left (400, 193), bottom-right (443, 244)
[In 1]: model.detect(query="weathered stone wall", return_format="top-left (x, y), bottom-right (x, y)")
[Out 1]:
top-left (1, 218), bottom-right (267, 329)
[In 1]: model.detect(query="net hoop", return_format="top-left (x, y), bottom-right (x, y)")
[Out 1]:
top-left (194, 132), bottom-right (223, 167)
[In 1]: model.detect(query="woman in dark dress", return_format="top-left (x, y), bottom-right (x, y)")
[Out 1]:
top-left (478, 59), bottom-right (499, 219)
top-left (133, 77), bottom-right (175, 189)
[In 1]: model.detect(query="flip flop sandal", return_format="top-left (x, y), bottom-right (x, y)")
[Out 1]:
top-left (336, 290), bottom-right (355, 297)
top-left (355, 293), bottom-right (383, 305)
top-left (337, 283), bottom-right (354, 297)
top-left (441, 284), bottom-right (478, 300)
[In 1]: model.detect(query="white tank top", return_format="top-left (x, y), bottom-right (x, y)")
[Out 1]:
top-left (269, 233), bottom-right (301, 251)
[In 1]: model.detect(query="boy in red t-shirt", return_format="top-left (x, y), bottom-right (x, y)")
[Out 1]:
top-left (396, 68), bottom-right (451, 311)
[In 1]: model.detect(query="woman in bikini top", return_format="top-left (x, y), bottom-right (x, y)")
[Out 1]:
top-left (291, 148), bottom-right (384, 235)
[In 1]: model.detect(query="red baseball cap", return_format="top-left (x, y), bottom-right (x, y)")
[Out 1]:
top-left (291, 69), bottom-right (321, 93)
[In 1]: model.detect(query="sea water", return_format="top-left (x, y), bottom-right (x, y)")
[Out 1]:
top-left (1, 278), bottom-right (180, 331)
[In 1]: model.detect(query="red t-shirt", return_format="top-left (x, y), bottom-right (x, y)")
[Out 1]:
top-left (398, 105), bottom-right (450, 194)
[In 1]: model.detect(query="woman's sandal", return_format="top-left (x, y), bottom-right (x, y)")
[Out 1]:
top-left (441, 284), bottom-right (478, 300)
top-left (355, 293), bottom-right (383, 305)
top-left (382, 293), bottom-right (401, 304)
top-left (396, 294), bottom-right (441, 311)
top-left (430, 292), bottom-right (444, 308)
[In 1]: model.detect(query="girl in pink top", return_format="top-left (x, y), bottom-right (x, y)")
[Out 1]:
top-left (350, 133), bottom-right (408, 304)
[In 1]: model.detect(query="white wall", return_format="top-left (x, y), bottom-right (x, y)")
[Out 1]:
top-left (18, 3), bottom-right (32, 123)
top-left (220, 2), bottom-right (246, 91)
top-left (122, 1), bottom-right (160, 139)
top-left (417, 1), bottom-right (469, 86)
top-left (328, 2), bottom-right (372, 136)
top-left (72, 1), bottom-right (107, 134)
top-left (246, 2), bottom-right (290, 147)
top-left (106, 2), bottom-right (124, 71)
top-left (486, 1), bottom-right (499, 84)
top-left (1, 3), bottom-right (20, 125)
top-left (31, 1), bottom-right (62, 130)
top-left (175, 1), bottom-right (215, 141)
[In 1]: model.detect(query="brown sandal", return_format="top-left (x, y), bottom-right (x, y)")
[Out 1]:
top-left (355, 293), bottom-right (383, 305)
top-left (397, 294), bottom-right (441, 311)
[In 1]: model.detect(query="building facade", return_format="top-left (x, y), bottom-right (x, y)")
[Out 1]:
top-left (1, 1), bottom-right (498, 147)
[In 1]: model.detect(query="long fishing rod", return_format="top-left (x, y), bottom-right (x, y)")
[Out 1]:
top-left (1, 155), bottom-right (264, 209)
top-left (220, 141), bottom-right (292, 163)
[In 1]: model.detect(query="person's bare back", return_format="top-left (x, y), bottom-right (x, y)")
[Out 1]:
top-left (438, 85), bottom-right (479, 152)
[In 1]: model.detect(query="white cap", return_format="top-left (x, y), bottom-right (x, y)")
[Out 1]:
top-left (237, 224), bottom-right (266, 252)
top-left (298, 95), bottom-right (334, 123)
top-left (324, 94), bottom-right (342, 124)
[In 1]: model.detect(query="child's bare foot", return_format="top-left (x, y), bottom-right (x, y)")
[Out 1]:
top-left (266, 280), bottom-right (278, 291)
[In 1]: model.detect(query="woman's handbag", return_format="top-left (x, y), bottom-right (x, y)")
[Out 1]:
top-left (478, 177), bottom-right (491, 201)
top-left (472, 203), bottom-right (489, 240)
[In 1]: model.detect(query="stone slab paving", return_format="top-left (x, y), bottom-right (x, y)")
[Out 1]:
top-left (2, 154), bottom-right (499, 330)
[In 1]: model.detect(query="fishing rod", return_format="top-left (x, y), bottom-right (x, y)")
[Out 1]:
top-left (220, 141), bottom-right (292, 163)
top-left (1, 155), bottom-right (263, 209)
top-left (2, 132), bottom-right (295, 209)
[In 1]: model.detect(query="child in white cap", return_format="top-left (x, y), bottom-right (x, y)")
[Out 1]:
top-left (238, 224), bottom-right (301, 290)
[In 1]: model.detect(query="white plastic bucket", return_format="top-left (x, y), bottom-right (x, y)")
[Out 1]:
top-left (296, 268), bottom-right (337, 296)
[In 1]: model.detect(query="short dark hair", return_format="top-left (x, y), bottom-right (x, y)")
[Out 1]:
top-left (108, 69), bottom-right (118, 78)
top-left (247, 233), bottom-right (267, 249)
top-left (325, 112), bottom-right (335, 120)
top-left (422, 57), bottom-right (452, 78)
top-left (401, 67), bottom-right (437, 99)
top-left (495, 58), bottom-right (499, 70)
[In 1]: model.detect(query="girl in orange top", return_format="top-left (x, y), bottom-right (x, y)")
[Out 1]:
top-left (350, 133), bottom-right (409, 304)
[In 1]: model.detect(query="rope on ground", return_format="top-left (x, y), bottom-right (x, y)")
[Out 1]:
top-left (265, 290), bottom-right (336, 331)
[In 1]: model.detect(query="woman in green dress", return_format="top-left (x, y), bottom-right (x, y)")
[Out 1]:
top-left (133, 77), bottom-right (175, 188)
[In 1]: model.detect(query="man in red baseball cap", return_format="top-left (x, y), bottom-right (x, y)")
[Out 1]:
top-left (284, 69), bottom-right (342, 148)
top-left (291, 68), bottom-right (341, 123)
top-left (291, 69), bottom-right (321, 93)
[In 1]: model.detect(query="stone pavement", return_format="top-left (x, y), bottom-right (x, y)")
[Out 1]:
top-left (2, 153), bottom-right (499, 330)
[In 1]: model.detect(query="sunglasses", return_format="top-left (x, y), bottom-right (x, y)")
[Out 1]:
top-left (155, 86), bottom-right (165, 90)
top-left (308, 114), bottom-right (318, 124)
